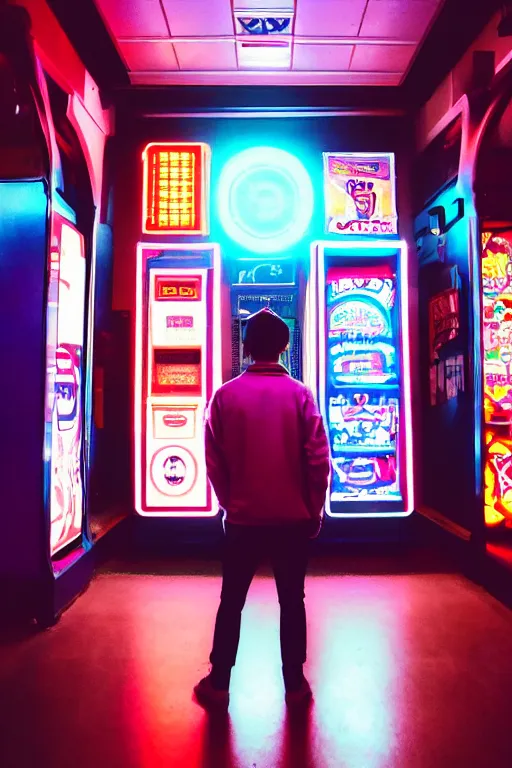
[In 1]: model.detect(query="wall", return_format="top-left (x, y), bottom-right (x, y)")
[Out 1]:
top-left (12, 0), bottom-right (113, 208)
top-left (417, 11), bottom-right (512, 150)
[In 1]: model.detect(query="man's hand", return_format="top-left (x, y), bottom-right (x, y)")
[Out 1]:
top-left (307, 517), bottom-right (323, 539)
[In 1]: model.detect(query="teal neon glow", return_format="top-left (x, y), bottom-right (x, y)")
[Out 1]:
top-left (217, 147), bottom-right (314, 254)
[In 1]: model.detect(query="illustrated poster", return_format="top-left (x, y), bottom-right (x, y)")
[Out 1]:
top-left (323, 153), bottom-right (397, 235)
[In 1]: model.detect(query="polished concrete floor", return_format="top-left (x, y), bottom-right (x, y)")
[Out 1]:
top-left (0, 553), bottom-right (511, 768)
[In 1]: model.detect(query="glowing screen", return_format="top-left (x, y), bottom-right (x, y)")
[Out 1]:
top-left (218, 147), bottom-right (314, 253)
top-left (325, 267), bottom-right (401, 502)
top-left (482, 231), bottom-right (512, 529)
top-left (142, 143), bottom-right (210, 235)
top-left (156, 276), bottom-right (201, 301)
top-left (46, 215), bottom-right (86, 556)
top-left (153, 349), bottom-right (201, 395)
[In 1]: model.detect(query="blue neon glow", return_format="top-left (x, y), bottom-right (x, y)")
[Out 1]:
top-left (217, 146), bottom-right (314, 254)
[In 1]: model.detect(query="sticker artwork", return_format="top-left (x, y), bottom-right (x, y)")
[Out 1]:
top-left (323, 153), bottom-right (398, 235)
top-left (482, 231), bottom-right (512, 528)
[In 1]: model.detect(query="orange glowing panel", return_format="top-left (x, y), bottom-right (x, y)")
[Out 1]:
top-left (142, 143), bottom-right (210, 235)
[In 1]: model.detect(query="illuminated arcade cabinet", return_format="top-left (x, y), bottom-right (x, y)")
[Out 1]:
top-left (217, 147), bottom-right (314, 379)
top-left (135, 144), bottom-right (221, 516)
top-left (481, 230), bottom-right (512, 531)
top-left (311, 153), bottom-right (414, 517)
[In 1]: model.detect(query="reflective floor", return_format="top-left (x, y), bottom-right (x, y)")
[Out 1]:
top-left (0, 553), bottom-right (511, 768)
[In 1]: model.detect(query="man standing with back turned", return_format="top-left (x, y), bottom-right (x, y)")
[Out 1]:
top-left (194, 307), bottom-right (330, 709)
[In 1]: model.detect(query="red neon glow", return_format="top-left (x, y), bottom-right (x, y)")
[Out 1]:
top-left (155, 276), bottom-right (201, 301)
top-left (142, 143), bottom-right (210, 235)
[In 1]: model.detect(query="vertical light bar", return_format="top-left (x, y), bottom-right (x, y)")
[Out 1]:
top-left (315, 242), bottom-right (331, 516)
top-left (305, 241), bottom-right (319, 396)
top-left (134, 242), bottom-right (145, 515)
top-left (211, 245), bottom-right (222, 394)
top-left (399, 241), bottom-right (415, 514)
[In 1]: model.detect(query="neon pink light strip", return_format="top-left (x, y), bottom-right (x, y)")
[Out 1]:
top-left (313, 239), bottom-right (414, 518)
top-left (134, 242), bottom-right (222, 517)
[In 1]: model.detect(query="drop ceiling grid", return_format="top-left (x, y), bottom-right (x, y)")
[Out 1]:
top-left (92, 0), bottom-right (445, 84)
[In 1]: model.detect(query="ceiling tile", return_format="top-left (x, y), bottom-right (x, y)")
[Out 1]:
top-left (118, 41), bottom-right (179, 71)
top-left (351, 43), bottom-right (415, 71)
top-left (293, 44), bottom-right (353, 71)
top-left (233, 1), bottom-right (294, 9)
top-left (173, 41), bottom-right (237, 70)
top-left (95, 0), bottom-right (169, 37)
top-left (162, 0), bottom-right (234, 36)
top-left (295, 0), bottom-right (368, 37)
top-left (359, 0), bottom-right (440, 41)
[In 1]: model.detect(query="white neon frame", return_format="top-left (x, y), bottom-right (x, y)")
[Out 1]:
top-left (313, 239), bottom-right (414, 518)
top-left (141, 142), bottom-right (211, 236)
top-left (134, 242), bottom-right (222, 517)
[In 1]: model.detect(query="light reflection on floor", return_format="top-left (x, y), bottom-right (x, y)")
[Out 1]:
top-left (0, 564), bottom-right (511, 768)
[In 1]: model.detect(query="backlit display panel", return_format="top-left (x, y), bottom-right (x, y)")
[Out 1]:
top-left (481, 230), bottom-right (512, 529)
top-left (325, 266), bottom-right (402, 504)
top-left (45, 214), bottom-right (87, 556)
top-left (155, 276), bottom-right (201, 301)
top-left (142, 143), bottom-right (210, 235)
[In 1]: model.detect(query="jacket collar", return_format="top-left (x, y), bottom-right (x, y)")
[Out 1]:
top-left (245, 362), bottom-right (290, 376)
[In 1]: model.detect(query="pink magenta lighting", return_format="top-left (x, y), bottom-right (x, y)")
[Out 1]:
top-left (313, 240), bottom-right (414, 518)
top-left (134, 242), bottom-right (222, 517)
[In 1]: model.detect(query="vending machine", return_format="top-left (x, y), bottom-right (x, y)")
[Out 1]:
top-left (134, 244), bottom-right (221, 516)
top-left (312, 242), bottom-right (413, 518)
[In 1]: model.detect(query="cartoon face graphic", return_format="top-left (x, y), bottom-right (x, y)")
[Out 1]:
top-left (346, 179), bottom-right (377, 220)
top-left (163, 455), bottom-right (186, 487)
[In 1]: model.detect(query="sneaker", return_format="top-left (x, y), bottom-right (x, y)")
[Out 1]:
top-left (193, 674), bottom-right (230, 710)
top-left (285, 677), bottom-right (313, 706)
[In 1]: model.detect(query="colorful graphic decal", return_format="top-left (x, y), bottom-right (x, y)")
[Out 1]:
top-left (326, 268), bottom-right (401, 502)
top-left (46, 215), bottom-right (87, 556)
top-left (323, 153), bottom-right (398, 236)
top-left (482, 231), bottom-right (512, 528)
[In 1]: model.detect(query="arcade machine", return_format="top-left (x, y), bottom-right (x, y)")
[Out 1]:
top-left (311, 153), bottom-right (414, 519)
top-left (216, 146), bottom-right (315, 380)
top-left (0, 7), bottom-right (96, 623)
top-left (481, 230), bottom-right (512, 534)
top-left (134, 143), bottom-right (222, 516)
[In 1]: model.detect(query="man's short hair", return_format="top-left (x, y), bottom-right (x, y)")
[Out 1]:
top-left (243, 308), bottom-right (290, 361)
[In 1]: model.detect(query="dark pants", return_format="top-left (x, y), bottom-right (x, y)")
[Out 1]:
top-left (210, 522), bottom-right (310, 686)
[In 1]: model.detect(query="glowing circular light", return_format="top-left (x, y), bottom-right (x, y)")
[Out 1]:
top-left (217, 146), bottom-right (314, 253)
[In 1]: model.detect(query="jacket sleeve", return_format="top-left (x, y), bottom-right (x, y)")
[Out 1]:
top-left (302, 388), bottom-right (331, 519)
top-left (204, 391), bottom-right (230, 510)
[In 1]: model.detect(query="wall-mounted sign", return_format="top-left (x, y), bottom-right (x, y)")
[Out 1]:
top-left (142, 142), bottom-right (210, 235)
top-left (323, 153), bottom-right (397, 236)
